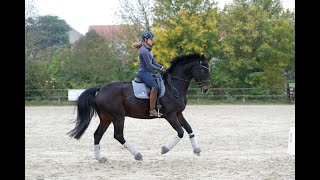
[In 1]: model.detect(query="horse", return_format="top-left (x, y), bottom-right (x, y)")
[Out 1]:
top-left (68, 53), bottom-right (211, 162)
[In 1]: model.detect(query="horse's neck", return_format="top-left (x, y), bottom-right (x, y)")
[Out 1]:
top-left (167, 71), bottom-right (191, 97)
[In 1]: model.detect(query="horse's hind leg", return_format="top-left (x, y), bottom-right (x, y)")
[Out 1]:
top-left (177, 112), bottom-right (201, 156)
top-left (94, 112), bottom-right (112, 162)
top-left (113, 115), bottom-right (143, 161)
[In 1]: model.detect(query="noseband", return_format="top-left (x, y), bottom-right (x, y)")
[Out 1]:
top-left (193, 65), bottom-right (211, 87)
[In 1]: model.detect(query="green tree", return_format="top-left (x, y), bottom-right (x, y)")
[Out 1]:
top-left (25, 15), bottom-right (71, 59)
top-left (52, 31), bottom-right (132, 88)
top-left (153, 0), bottom-right (215, 27)
top-left (213, 0), bottom-right (295, 89)
top-left (116, 0), bottom-right (219, 69)
top-left (34, 15), bottom-right (71, 49)
top-left (151, 1), bottom-right (219, 67)
top-left (25, 59), bottom-right (51, 89)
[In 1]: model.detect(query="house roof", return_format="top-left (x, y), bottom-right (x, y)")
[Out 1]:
top-left (88, 25), bottom-right (126, 41)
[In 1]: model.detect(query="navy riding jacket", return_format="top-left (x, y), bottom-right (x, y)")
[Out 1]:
top-left (138, 43), bottom-right (162, 72)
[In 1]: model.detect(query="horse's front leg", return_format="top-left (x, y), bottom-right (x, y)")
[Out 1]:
top-left (161, 113), bottom-right (184, 155)
top-left (112, 115), bottom-right (143, 161)
top-left (177, 112), bottom-right (201, 156)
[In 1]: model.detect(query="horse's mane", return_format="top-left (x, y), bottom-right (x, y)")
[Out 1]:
top-left (167, 53), bottom-right (202, 73)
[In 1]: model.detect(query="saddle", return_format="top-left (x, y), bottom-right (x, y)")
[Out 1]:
top-left (131, 73), bottom-right (165, 99)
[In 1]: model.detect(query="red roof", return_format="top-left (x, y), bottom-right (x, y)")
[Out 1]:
top-left (88, 25), bottom-right (134, 41)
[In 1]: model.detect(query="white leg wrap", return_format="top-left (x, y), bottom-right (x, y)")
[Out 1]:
top-left (123, 142), bottom-right (139, 156)
top-left (94, 144), bottom-right (103, 159)
top-left (189, 136), bottom-right (199, 149)
top-left (165, 137), bottom-right (181, 150)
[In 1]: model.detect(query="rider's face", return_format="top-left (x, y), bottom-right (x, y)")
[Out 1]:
top-left (147, 38), bottom-right (154, 46)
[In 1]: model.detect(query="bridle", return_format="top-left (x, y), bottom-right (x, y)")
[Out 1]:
top-left (164, 63), bottom-right (211, 98)
top-left (169, 64), bottom-right (210, 84)
top-left (193, 64), bottom-right (211, 87)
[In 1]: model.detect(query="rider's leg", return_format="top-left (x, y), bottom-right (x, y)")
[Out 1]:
top-left (137, 70), bottom-right (163, 117)
top-left (149, 87), bottom-right (162, 116)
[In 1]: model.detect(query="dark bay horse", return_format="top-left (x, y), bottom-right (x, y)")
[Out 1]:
top-left (68, 53), bottom-right (211, 162)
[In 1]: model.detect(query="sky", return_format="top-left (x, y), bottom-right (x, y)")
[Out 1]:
top-left (32, 0), bottom-right (295, 35)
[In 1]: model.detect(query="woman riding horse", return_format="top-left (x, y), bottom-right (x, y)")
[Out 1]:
top-left (68, 45), bottom-right (211, 162)
top-left (132, 31), bottom-right (167, 117)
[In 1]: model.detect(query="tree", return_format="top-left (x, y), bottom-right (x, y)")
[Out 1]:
top-left (116, 0), bottom-right (220, 76)
top-left (25, 15), bottom-right (71, 60)
top-left (153, 0), bottom-right (215, 27)
top-left (25, 0), bottom-right (38, 19)
top-left (116, 0), bottom-right (153, 30)
top-left (51, 31), bottom-right (132, 88)
top-left (34, 15), bottom-right (71, 49)
top-left (151, 1), bottom-right (219, 67)
top-left (25, 58), bottom-right (51, 89)
top-left (113, 0), bottom-right (156, 71)
top-left (213, 0), bottom-right (295, 89)
top-left (25, 0), bottom-right (39, 59)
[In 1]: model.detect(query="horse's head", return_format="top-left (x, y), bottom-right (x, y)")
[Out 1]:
top-left (191, 54), bottom-right (211, 93)
top-left (167, 53), bottom-right (211, 93)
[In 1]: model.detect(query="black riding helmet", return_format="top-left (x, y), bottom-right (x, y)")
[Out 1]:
top-left (141, 31), bottom-right (155, 42)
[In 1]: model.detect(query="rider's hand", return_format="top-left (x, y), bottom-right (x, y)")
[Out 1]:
top-left (160, 66), bottom-right (167, 74)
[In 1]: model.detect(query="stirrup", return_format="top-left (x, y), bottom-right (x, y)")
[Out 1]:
top-left (149, 109), bottom-right (162, 117)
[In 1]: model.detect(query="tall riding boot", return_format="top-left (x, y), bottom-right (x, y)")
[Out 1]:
top-left (149, 87), bottom-right (163, 117)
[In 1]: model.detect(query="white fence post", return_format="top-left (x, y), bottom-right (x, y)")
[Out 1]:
top-left (68, 89), bottom-right (86, 101)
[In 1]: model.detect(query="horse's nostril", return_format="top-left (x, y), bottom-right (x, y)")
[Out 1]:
top-left (202, 89), bottom-right (208, 94)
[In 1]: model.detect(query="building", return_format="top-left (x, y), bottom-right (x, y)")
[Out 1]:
top-left (68, 27), bottom-right (83, 44)
top-left (88, 25), bottom-right (138, 64)
top-left (88, 25), bottom-right (124, 41)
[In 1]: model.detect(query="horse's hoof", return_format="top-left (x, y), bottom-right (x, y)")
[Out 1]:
top-left (134, 152), bottom-right (143, 161)
top-left (193, 147), bottom-right (201, 156)
top-left (98, 157), bottom-right (108, 163)
top-left (161, 146), bottom-right (170, 155)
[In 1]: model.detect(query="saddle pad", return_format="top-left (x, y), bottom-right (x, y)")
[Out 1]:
top-left (132, 76), bottom-right (165, 99)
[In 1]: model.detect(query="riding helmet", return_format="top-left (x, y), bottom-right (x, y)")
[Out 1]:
top-left (141, 31), bottom-right (155, 41)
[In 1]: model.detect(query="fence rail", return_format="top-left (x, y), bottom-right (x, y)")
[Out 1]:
top-left (25, 89), bottom-right (68, 103)
top-left (25, 87), bottom-right (295, 104)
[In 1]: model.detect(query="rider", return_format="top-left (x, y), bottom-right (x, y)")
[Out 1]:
top-left (132, 31), bottom-right (167, 117)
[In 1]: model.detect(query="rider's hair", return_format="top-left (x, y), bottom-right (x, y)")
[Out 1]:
top-left (132, 41), bottom-right (142, 50)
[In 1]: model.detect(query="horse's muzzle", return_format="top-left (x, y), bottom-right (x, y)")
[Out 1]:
top-left (201, 84), bottom-right (210, 94)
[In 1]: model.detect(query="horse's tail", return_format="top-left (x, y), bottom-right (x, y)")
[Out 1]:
top-left (68, 87), bottom-right (100, 140)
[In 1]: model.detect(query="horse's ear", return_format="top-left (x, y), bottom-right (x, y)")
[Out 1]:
top-left (201, 54), bottom-right (209, 62)
top-left (201, 54), bottom-right (208, 63)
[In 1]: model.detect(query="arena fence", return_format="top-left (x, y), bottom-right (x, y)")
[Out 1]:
top-left (25, 87), bottom-right (295, 104)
